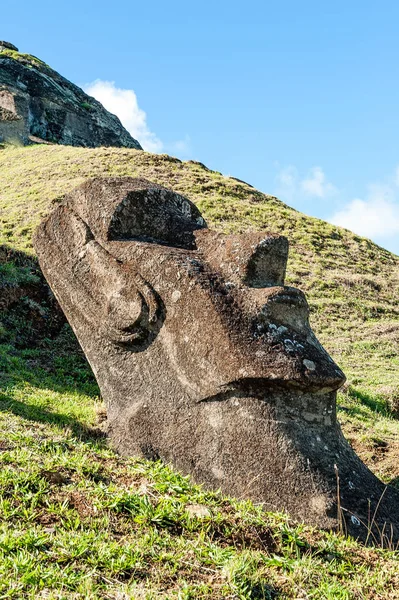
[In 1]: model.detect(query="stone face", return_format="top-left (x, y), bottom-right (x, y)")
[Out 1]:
top-left (34, 177), bottom-right (399, 543)
top-left (0, 52), bottom-right (142, 149)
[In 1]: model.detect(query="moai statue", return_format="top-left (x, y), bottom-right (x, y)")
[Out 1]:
top-left (34, 177), bottom-right (399, 543)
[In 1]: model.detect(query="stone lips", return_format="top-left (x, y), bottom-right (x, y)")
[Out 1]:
top-left (0, 51), bottom-right (142, 149)
top-left (34, 177), bottom-right (399, 543)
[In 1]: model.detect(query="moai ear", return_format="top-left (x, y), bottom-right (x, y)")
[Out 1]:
top-left (83, 239), bottom-right (165, 348)
top-left (64, 177), bottom-right (207, 249)
top-left (34, 204), bottom-right (165, 351)
top-left (35, 177), bottom-right (205, 349)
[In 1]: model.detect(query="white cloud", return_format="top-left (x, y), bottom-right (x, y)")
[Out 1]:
top-left (167, 135), bottom-right (192, 158)
top-left (330, 183), bottom-right (399, 238)
top-left (274, 162), bottom-right (399, 252)
top-left (274, 164), bottom-right (336, 202)
top-left (274, 165), bottom-right (299, 201)
top-left (276, 165), bottom-right (298, 188)
top-left (301, 166), bottom-right (336, 198)
top-left (84, 80), bottom-right (163, 153)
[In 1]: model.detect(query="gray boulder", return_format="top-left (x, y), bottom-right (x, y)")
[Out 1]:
top-left (34, 177), bottom-right (399, 543)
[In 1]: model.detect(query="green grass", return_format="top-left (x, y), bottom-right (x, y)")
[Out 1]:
top-left (80, 102), bottom-right (94, 112)
top-left (1, 144), bottom-right (399, 597)
top-left (0, 49), bottom-right (49, 69)
top-left (0, 334), bottom-right (399, 599)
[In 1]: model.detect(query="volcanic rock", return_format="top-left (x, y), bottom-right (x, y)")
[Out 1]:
top-left (0, 46), bottom-right (142, 149)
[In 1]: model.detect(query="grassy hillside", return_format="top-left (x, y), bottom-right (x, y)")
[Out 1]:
top-left (1, 144), bottom-right (399, 598)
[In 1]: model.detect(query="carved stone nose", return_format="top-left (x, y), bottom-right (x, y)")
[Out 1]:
top-left (194, 230), bottom-right (289, 288)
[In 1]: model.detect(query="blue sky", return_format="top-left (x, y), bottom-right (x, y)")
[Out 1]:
top-left (2, 0), bottom-right (399, 253)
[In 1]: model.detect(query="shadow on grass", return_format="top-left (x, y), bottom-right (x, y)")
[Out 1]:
top-left (348, 387), bottom-right (390, 414)
top-left (0, 389), bottom-right (107, 446)
top-left (338, 386), bottom-right (393, 419)
top-left (0, 336), bottom-right (106, 447)
top-left (0, 390), bottom-right (106, 445)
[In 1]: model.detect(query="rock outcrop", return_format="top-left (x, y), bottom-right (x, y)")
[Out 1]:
top-left (34, 177), bottom-right (399, 544)
top-left (0, 43), bottom-right (142, 149)
top-left (0, 41), bottom-right (18, 53)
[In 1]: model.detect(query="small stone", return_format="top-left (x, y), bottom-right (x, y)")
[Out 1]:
top-left (43, 526), bottom-right (56, 535)
top-left (186, 504), bottom-right (211, 518)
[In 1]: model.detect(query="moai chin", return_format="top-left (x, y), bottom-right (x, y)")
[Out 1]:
top-left (34, 177), bottom-right (399, 543)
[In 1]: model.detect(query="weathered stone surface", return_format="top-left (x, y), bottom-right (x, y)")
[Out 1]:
top-left (0, 51), bottom-right (142, 149)
top-left (34, 177), bottom-right (399, 543)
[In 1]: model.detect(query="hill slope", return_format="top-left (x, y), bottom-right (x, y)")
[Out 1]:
top-left (0, 144), bottom-right (399, 598)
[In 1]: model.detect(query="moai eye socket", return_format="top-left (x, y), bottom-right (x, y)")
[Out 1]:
top-left (65, 177), bottom-right (207, 249)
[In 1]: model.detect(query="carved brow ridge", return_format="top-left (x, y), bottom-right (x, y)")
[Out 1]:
top-left (65, 177), bottom-right (207, 249)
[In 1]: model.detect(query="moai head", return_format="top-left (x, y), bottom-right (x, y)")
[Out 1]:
top-left (34, 177), bottom-right (399, 543)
